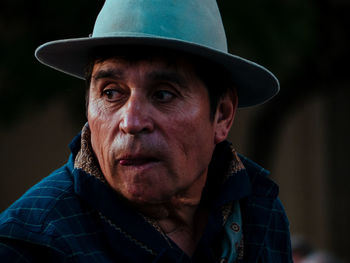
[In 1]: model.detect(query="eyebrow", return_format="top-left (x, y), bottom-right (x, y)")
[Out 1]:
top-left (92, 67), bottom-right (188, 89)
top-left (147, 71), bottom-right (188, 89)
top-left (92, 68), bottom-right (124, 81)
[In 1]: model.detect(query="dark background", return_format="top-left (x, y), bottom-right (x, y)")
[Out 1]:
top-left (1, 0), bottom-right (349, 261)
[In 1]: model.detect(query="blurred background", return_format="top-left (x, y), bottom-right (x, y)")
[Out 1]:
top-left (0, 0), bottom-right (349, 261)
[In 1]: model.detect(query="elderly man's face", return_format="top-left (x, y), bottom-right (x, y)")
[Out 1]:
top-left (88, 56), bottom-right (234, 205)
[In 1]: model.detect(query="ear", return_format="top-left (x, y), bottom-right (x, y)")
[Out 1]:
top-left (214, 89), bottom-right (238, 144)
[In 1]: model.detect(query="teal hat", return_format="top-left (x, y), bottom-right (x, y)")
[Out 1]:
top-left (35, 0), bottom-right (279, 107)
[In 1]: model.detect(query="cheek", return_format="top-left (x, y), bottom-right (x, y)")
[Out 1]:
top-left (175, 102), bottom-right (214, 143)
top-left (88, 102), bottom-right (106, 147)
top-left (164, 106), bottom-right (215, 168)
top-left (88, 98), bottom-right (119, 141)
top-left (88, 101), bottom-right (118, 173)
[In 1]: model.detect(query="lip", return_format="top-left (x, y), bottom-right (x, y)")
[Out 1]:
top-left (117, 154), bottom-right (159, 167)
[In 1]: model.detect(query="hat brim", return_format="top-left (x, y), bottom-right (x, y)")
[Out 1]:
top-left (35, 35), bottom-right (279, 107)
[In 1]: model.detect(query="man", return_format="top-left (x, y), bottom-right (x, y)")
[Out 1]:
top-left (0, 0), bottom-right (292, 262)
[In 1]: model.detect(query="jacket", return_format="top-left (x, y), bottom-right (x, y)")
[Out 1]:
top-left (0, 133), bottom-right (292, 262)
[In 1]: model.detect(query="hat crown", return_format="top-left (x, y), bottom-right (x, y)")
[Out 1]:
top-left (93, 0), bottom-right (228, 52)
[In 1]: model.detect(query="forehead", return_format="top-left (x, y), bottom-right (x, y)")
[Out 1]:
top-left (91, 54), bottom-right (198, 78)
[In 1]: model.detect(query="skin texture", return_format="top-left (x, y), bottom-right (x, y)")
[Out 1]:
top-left (88, 56), bottom-right (237, 255)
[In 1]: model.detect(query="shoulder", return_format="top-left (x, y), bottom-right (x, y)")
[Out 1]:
top-left (238, 155), bottom-right (292, 262)
top-left (238, 154), bottom-right (279, 199)
top-left (238, 154), bottom-right (289, 225)
top-left (0, 163), bottom-right (88, 252)
top-left (0, 164), bottom-right (74, 226)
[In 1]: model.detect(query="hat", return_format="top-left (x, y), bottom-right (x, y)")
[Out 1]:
top-left (35, 0), bottom-right (279, 107)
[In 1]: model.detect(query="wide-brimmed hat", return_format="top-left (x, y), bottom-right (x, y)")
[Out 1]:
top-left (35, 0), bottom-right (279, 107)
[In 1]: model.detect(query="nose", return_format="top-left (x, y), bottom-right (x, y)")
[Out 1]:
top-left (119, 94), bottom-right (154, 135)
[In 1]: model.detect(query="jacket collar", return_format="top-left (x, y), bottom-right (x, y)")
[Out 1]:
top-left (68, 127), bottom-right (280, 261)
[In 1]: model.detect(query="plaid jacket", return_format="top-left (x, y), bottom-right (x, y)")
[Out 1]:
top-left (0, 134), bottom-right (292, 262)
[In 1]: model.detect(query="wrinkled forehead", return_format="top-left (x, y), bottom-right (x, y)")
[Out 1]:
top-left (90, 47), bottom-right (199, 77)
top-left (92, 56), bottom-right (199, 81)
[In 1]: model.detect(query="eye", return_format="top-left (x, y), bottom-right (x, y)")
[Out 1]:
top-left (102, 88), bottom-right (123, 101)
top-left (153, 90), bottom-right (176, 102)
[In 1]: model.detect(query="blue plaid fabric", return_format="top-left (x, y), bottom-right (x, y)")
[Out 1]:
top-left (0, 134), bottom-right (292, 262)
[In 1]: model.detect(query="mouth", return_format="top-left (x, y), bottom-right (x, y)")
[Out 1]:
top-left (118, 155), bottom-right (159, 167)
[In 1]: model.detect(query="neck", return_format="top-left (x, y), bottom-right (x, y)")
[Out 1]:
top-left (157, 203), bottom-right (209, 256)
top-left (135, 198), bottom-right (208, 256)
top-left (133, 171), bottom-right (209, 256)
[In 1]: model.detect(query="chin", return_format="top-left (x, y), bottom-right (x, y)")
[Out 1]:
top-left (121, 186), bottom-right (173, 205)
